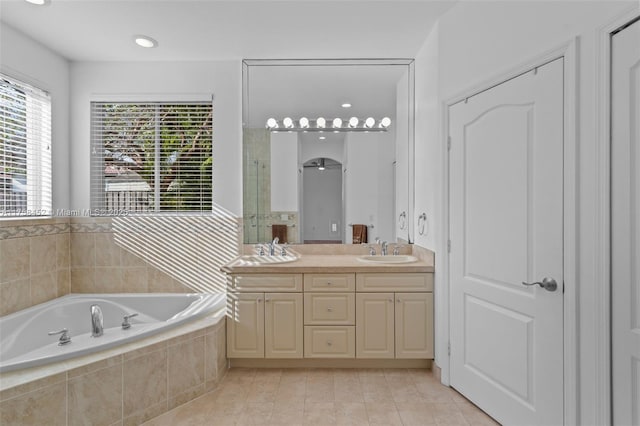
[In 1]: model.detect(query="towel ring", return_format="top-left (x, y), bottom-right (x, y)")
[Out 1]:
top-left (418, 212), bottom-right (428, 236)
top-left (398, 211), bottom-right (407, 230)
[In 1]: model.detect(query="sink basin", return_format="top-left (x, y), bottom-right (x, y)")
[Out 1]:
top-left (358, 255), bottom-right (418, 264)
top-left (236, 255), bottom-right (299, 265)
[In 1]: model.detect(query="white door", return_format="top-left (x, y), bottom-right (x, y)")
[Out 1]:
top-left (449, 58), bottom-right (564, 425)
top-left (611, 17), bottom-right (640, 426)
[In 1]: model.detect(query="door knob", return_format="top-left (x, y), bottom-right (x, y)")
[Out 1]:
top-left (522, 277), bottom-right (558, 292)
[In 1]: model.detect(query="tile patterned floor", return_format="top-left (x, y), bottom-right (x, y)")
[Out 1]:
top-left (143, 368), bottom-right (500, 425)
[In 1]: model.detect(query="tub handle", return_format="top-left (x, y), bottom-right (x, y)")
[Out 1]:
top-left (48, 328), bottom-right (71, 346)
top-left (122, 313), bottom-right (139, 330)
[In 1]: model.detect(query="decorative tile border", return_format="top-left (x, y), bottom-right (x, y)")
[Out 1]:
top-left (69, 221), bottom-right (114, 233)
top-left (0, 223), bottom-right (70, 240)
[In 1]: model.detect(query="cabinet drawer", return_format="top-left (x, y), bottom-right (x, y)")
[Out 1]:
top-left (304, 293), bottom-right (355, 325)
top-left (303, 273), bottom-right (355, 292)
top-left (231, 274), bottom-right (303, 292)
top-left (304, 326), bottom-right (355, 358)
top-left (356, 273), bottom-right (433, 292)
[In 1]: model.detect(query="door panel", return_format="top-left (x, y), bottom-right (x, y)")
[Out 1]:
top-left (356, 293), bottom-right (394, 358)
top-left (612, 17), bottom-right (640, 426)
top-left (449, 58), bottom-right (564, 425)
top-left (265, 293), bottom-right (303, 358)
top-left (227, 292), bottom-right (264, 358)
top-left (395, 292), bottom-right (433, 358)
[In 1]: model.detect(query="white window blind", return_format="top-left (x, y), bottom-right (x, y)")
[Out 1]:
top-left (90, 102), bottom-right (213, 215)
top-left (0, 75), bottom-right (52, 217)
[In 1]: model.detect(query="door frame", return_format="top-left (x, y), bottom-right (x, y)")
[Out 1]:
top-left (596, 7), bottom-right (640, 425)
top-left (440, 39), bottom-right (578, 425)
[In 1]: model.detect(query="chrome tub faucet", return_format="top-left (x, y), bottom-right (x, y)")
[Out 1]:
top-left (90, 304), bottom-right (103, 337)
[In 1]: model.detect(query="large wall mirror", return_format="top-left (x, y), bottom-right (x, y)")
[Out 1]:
top-left (242, 59), bottom-right (414, 245)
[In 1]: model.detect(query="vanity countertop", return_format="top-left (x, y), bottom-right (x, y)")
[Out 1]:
top-left (221, 254), bottom-right (434, 274)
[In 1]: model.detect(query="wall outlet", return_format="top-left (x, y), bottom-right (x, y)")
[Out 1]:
top-left (331, 223), bottom-right (337, 232)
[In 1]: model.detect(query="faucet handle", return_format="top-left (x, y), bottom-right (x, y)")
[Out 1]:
top-left (122, 313), bottom-right (138, 330)
top-left (363, 244), bottom-right (377, 255)
top-left (254, 244), bottom-right (266, 256)
top-left (392, 244), bottom-right (406, 256)
top-left (48, 328), bottom-right (71, 345)
top-left (280, 244), bottom-right (289, 256)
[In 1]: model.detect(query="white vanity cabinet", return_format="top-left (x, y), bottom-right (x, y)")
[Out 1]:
top-left (226, 267), bottom-right (434, 362)
top-left (227, 274), bottom-right (303, 358)
top-left (356, 273), bottom-right (434, 359)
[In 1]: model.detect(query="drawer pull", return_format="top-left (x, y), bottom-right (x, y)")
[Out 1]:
top-left (397, 299), bottom-right (401, 303)
top-left (327, 340), bottom-right (333, 346)
top-left (327, 307), bottom-right (333, 312)
top-left (265, 299), bottom-right (270, 302)
top-left (257, 298), bottom-right (262, 302)
top-left (389, 298), bottom-right (393, 302)
top-left (327, 282), bottom-right (332, 286)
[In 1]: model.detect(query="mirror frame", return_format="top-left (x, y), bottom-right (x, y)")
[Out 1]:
top-left (241, 58), bottom-right (415, 244)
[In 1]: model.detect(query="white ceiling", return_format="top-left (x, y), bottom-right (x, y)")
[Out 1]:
top-left (0, 0), bottom-right (455, 62)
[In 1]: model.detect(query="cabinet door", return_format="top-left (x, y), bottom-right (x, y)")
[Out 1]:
top-left (356, 293), bottom-right (395, 358)
top-left (395, 292), bottom-right (433, 359)
top-left (227, 292), bottom-right (264, 358)
top-left (265, 293), bottom-right (303, 358)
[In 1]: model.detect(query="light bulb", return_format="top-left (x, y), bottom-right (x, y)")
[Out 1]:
top-left (283, 117), bottom-right (294, 128)
top-left (341, 103), bottom-right (352, 108)
top-left (364, 117), bottom-right (375, 128)
top-left (134, 35), bottom-right (158, 48)
top-left (348, 117), bottom-right (359, 128)
top-left (266, 118), bottom-right (278, 129)
top-left (332, 118), bottom-right (343, 128)
top-left (299, 117), bottom-right (309, 128)
top-left (380, 117), bottom-right (392, 128)
top-left (316, 117), bottom-right (326, 128)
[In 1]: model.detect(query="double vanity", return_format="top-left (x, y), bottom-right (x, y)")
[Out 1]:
top-left (222, 249), bottom-right (434, 368)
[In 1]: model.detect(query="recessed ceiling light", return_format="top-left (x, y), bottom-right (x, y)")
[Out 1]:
top-left (24, 0), bottom-right (50, 5)
top-left (319, 136), bottom-right (326, 140)
top-left (341, 103), bottom-right (352, 108)
top-left (134, 35), bottom-right (158, 48)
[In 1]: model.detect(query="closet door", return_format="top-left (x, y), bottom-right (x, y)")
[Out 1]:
top-left (611, 17), bottom-right (640, 426)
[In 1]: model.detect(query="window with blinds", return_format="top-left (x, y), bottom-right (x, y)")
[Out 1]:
top-left (0, 75), bottom-right (52, 217)
top-left (90, 102), bottom-right (213, 215)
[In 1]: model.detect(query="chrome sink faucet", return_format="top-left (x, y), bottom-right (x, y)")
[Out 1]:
top-left (269, 237), bottom-right (279, 256)
top-left (90, 304), bottom-right (103, 337)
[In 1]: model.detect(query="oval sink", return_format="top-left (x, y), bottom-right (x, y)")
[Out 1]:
top-left (236, 255), bottom-right (299, 265)
top-left (358, 255), bottom-right (418, 264)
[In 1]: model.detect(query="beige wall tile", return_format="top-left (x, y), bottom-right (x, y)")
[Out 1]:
top-left (123, 400), bottom-right (168, 426)
top-left (70, 268), bottom-right (95, 293)
top-left (57, 268), bottom-right (71, 296)
top-left (68, 355), bottom-right (123, 379)
top-left (0, 373), bottom-right (66, 403)
top-left (122, 267), bottom-right (148, 292)
top-left (68, 363), bottom-right (123, 426)
top-left (121, 249), bottom-right (147, 268)
top-left (95, 267), bottom-right (123, 293)
top-left (95, 233), bottom-right (121, 267)
top-left (123, 349), bottom-right (168, 417)
top-left (70, 233), bottom-right (95, 267)
top-left (168, 383), bottom-right (206, 411)
top-left (56, 232), bottom-right (70, 268)
top-left (30, 235), bottom-right (57, 275)
top-left (167, 336), bottom-right (205, 398)
top-left (30, 271), bottom-right (57, 306)
top-left (0, 382), bottom-right (66, 426)
top-left (0, 279), bottom-right (30, 316)
top-left (0, 238), bottom-right (30, 283)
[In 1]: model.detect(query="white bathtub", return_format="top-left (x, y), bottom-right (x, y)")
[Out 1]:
top-left (0, 293), bottom-right (226, 373)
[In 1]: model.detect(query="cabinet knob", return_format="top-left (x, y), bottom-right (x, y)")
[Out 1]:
top-left (396, 299), bottom-right (401, 303)
top-left (327, 340), bottom-right (333, 346)
top-left (327, 307), bottom-right (333, 312)
top-left (327, 282), bottom-right (332, 286)
top-left (265, 299), bottom-right (270, 302)
top-left (388, 298), bottom-right (393, 302)
top-left (257, 298), bottom-right (262, 302)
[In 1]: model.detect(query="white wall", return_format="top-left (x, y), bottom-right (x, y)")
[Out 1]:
top-left (0, 24), bottom-right (70, 211)
top-left (413, 1), bottom-right (639, 424)
top-left (69, 60), bottom-right (242, 215)
top-left (270, 132), bottom-right (298, 211)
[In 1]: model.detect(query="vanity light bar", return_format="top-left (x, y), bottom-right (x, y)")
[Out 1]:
top-left (266, 117), bottom-right (391, 132)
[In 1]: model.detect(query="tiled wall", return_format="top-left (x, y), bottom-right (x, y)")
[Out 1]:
top-left (0, 218), bottom-right (70, 316)
top-left (0, 319), bottom-right (227, 426)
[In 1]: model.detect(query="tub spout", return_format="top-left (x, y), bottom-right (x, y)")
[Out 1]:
top-left (90, 304), bottom-right (103, 337)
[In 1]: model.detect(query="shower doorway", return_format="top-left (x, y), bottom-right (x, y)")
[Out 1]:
top-left (301, 157), bottom-right (343, 243)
